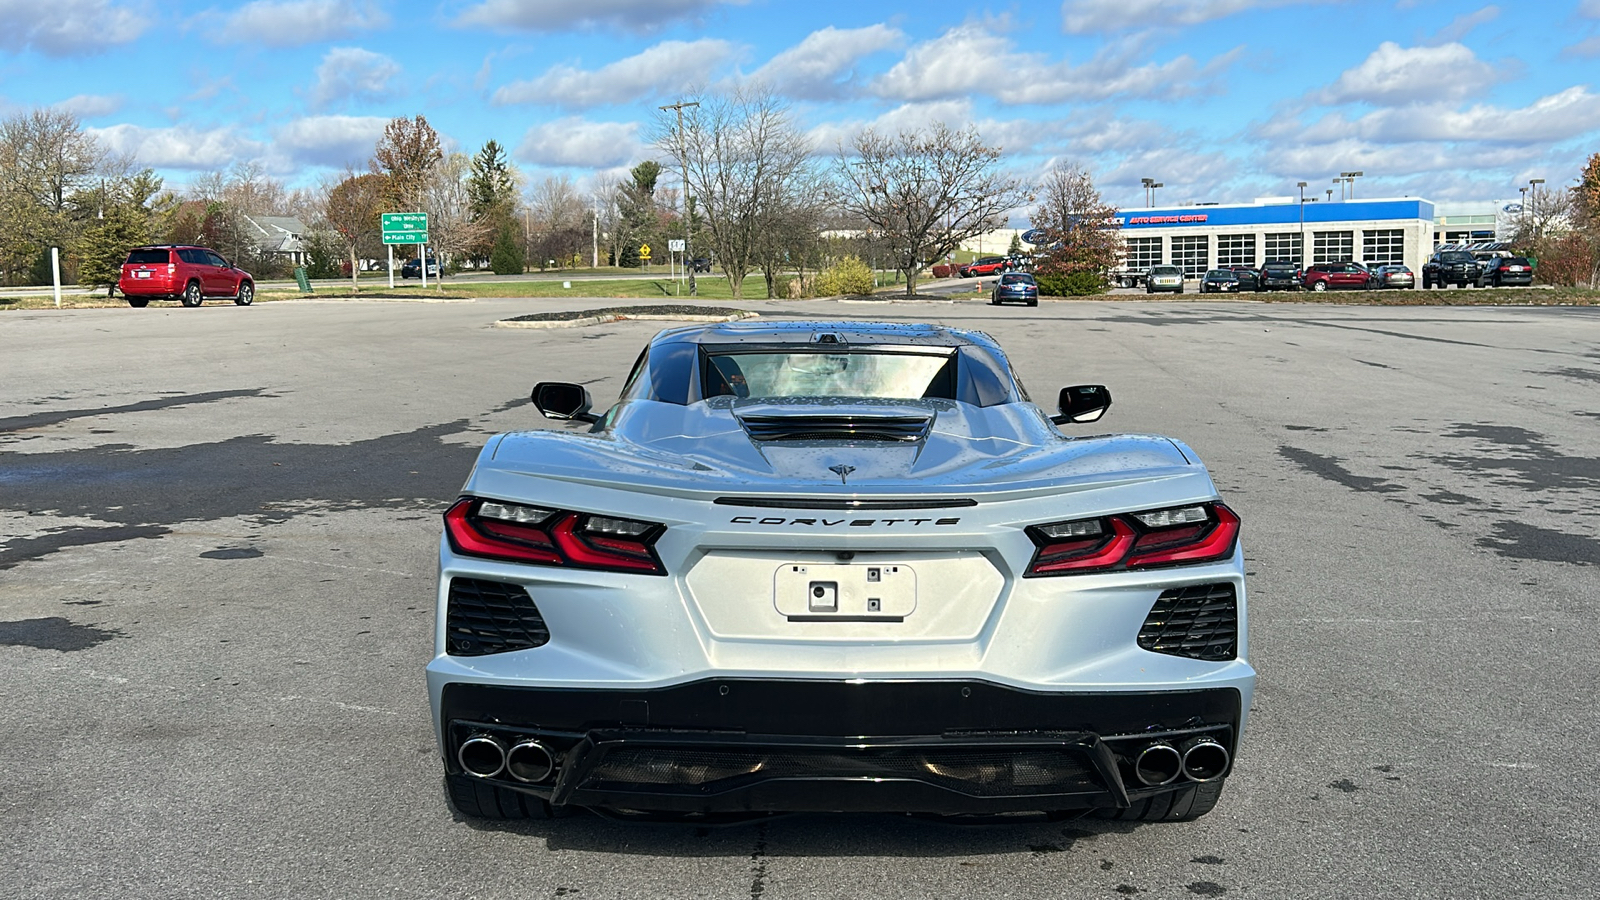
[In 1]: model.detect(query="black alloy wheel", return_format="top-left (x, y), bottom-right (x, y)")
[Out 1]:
top-left (182, 281), bottom-right (203, 307)
top-left (235, 281), bottom-right (254, 306)
top-left (126, 297), bottom-right (149, 308)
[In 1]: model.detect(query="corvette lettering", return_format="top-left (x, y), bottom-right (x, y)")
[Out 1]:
top-left (730, 516), bottom-right (961, 526)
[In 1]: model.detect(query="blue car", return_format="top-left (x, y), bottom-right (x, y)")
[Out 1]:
top-left (990, 272), bottom-right (1039, 306)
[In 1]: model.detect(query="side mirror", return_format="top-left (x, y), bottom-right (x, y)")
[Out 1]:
top-left (1051, 385), bottom-right (1112, 425)
top-left (532, 382), bottom-right (600, 423)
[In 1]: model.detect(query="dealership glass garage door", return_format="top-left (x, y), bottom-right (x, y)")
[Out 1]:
top-left (1217, 234), bottom-right (1256, 267)
top-left (1265, 232), bottom-right (1302, 266)
top-left (1363, 229), bottom-right (1405, 266)
top-left (1126, 236), bottom-right (1162, 270)
top-left (1313, 230), bottom-right (1355, 264)
top-left (1171, 236), bottom-right (1209, 278)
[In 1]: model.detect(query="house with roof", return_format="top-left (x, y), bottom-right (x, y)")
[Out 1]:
top-left (241, 214), bottom-right (307, 265)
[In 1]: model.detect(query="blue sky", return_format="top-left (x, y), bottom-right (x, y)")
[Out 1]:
top-left (5, 0), bottom-right (1600, 208)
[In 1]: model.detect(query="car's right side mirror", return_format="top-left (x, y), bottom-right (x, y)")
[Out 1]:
top-left (532, 382), bottom-right (600, 423)
top-left (1051, 385), bottom-right (1112, 425)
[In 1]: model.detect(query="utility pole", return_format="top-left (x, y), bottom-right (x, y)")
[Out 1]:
top-left (660, 100), bottom-right (700, 296)
top-left (1297, 181), bottom-right (1308, 270)
top-left (592, 205), bottom-right (599, 269)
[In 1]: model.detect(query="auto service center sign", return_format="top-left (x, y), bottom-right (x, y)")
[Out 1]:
top-left (1120, 214), bottom-right (1210, 225)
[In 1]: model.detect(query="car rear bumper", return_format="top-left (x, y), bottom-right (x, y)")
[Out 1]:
top-left (1494, 274), bottom-right (1533, 285)
top-left (438, 679), bottom-right (1243, 814)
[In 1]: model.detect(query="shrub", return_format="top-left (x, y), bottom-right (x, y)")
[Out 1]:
top-left (931, 264), bottom-right (953, 278)
top-left (1036, 271), bottom-right (1106, 296)
top-left (817, 255), bottom-right (876, 296)
top-left (490, 220), bottom-right (526, 275)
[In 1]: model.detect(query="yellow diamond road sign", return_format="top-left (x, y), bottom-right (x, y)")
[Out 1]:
top-left (639, 243), bottom-right (651, 259)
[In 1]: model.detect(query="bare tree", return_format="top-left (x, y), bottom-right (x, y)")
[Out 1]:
top-left (0, 108), bottom-right (104, 282)
top-left (834, 124), bottom-right (1028, 297)
top-left (655, 86), bottom-right (815, 299)
top-left (1029, 161), bottom-right (1121, 290)
top-left (422, 152), bottom-right (485, 270)
top-left (528, 174), bottom-right (589, 268)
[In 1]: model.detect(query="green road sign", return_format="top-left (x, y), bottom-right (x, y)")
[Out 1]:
top-left (382, 212), bottom-right (429, 245)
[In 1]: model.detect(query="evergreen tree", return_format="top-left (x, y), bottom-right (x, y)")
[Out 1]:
top-left (489, 218), bottom-right (525, 275)
top-left (77, 204), bottom-right (150, 292)
top-left (1008, 232), bottom-right (1024, 255)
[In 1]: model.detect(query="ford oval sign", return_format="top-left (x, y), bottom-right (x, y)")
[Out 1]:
top-left (1021, 228), bottom-right (1048, 245)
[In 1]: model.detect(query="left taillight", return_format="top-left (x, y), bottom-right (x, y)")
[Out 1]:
top-left (444, 497), bottom-right (666, 575)
top-left (1025, 503), bottom-right (1239, 576)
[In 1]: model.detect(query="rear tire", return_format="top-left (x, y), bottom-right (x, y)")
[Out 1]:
top-left (1095, 779), bottom-right (1225, 823)
top-left (1311, 281), bottom-right (1328, 292)
top-left (445, 774), bottom-right (552, 820)
top-left (182, 281), bottom-right (203, 307)
top-left (127, 297), bottom-right (149, 308)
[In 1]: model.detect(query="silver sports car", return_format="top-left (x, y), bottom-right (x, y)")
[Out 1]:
top-left (429, 320), bottom-right (1254, 822)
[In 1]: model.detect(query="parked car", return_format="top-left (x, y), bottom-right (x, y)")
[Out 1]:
top-left (1301, 262), bottom-right (1372, 292)
top-left (990, 272), bottom-right (1039, 306)
top-left (432, 320), bottom-right (1252, 822)
top-left (1227, 266), bottom-right (1261, 291)
top-left (1368, 265), bottom-right (1415, 289)
top-left (689, 257), bottom-right (713, 273)
top-left (1422, 251), bottom-right (1483, 289)
top-left (1200, 269), bottom-right (1241, 293)
top-left (401, 256), bottom-right (442, 279)
top-left (1481, 257), bottom-right (1534, 287)
top-left (118, 245), bottom-right (255, 308)
top-left (959, 256), bottom-right (1007, 278)
top-left (1146, 265), bottom-right (1184, 294)
top-left (1256, 261), bottom-right (1301, 291)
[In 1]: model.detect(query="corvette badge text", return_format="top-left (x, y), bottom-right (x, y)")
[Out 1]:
top-left (730, 517), bottom-right (961, 526)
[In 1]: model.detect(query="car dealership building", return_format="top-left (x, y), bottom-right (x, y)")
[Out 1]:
top-left (1106, 197), bottom-right (1437, 279)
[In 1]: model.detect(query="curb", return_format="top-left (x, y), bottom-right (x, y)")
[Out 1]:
top-left (494, 311), bottom-right (760, 329)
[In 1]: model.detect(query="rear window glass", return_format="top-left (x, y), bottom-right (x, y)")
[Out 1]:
top-left (125, 249), bottom-right (169, 265)
top-left (1503, 258), bottom-right (1529, 266)
top-left (1000, 274), bottom-right (1034, 284)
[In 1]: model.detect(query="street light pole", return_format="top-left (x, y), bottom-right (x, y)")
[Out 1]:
top-left (1528, 178), bottom-right (1545, 240)
top-left (660, 100), bottom-right (700, 295)
top-left (1341, 171), bottom-right (1364, 200)
top-left (1297, 181), bottom-right (1308, 270)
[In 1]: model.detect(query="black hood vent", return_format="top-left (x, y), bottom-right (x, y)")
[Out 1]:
top-left (736, 413), bottom-right (932, 443)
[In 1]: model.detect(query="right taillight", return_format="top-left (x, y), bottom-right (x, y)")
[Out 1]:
top-left (1025, 503), bottom-right (1239, 576)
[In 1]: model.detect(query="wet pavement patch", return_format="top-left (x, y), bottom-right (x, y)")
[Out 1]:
top-left (1431, 424), bottom-right (1600, 493)
top-left (1279, 447), bottom-right (1403, 494)
top-left (0, 617), bottom-right (122, 651)
top-left (0, 525), bottom-right (169, 571)
top-left (200, 547), bottom-right (264, 560)
top-left (1478, 522), bottom-right (1600, 566)
top-left (0, 389), bottom-right (269, 435)
top-left (1538, 367), bottom-right (1600, 384)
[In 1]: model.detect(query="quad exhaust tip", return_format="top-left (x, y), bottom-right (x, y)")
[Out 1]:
top-left (1133, 742), bottom-right (1183, 786)
top-left (458, 735), bottom-right (507, 779)
top-left (505, 740), bottom-right (555, 784)
top-left (1180, 736), bottom-right (1230, 782)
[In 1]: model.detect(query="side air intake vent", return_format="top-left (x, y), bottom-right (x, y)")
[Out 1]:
top-left (1137, 583), bottom-right (1237, 661)
top-left (737, 414), bottom-right (932, 443)
top-left (446, 578), bottom-right (550, 657)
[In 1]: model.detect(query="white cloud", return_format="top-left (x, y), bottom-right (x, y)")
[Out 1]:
top-left (1564, 35), bottom-right (1600, 58)
top-left (492, 39), bottom-right (737, 109)
top-left (55, 94), bottom-right (123, 118)
top-left (1342, 87), bottom-right (1600, 145)
top-left (0, 0), bottom-right (146, 55)
top-left (457, 0), bottom-right (742, 33)
top-left (1060, 0), bottom-right (1331, 33)
top-left (87, 124), bottom-right (261, 170)
top-left (872, 24), bottom-right (1225, 104)
top-left (807, 100), bottom-right (1064, 159)
top-left (1318, 42), bottom-right (1504, 106)
top-left (213, 0), bottom-right (390, 48)
top-left (270, 115), bottom-right (390, 168)
top-left (748, 24), bottom-right (904, 99)
top-left (311, 47), bottom-right (401, 108)
top-left (515, 117), bottom-right (643, 168)
top-left (1582, 0), bottom-right (1600, 17)
top-left (1430, 5), bottom-right (1499, 45)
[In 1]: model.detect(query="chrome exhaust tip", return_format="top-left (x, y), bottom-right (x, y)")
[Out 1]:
top-left (1133, 742), bottom-right (1184, 786)
top-left (458, 735), bottom-right (507, 779)
top-left (505, 740), bottom-right (555, 784)
top-left (1180, 737), bottom-right (1230, 782)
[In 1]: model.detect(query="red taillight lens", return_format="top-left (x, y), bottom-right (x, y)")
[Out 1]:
top-left (444, 498), bottom-right (666, 575)
top-left (1025, 503), bottom-right (1238, 576)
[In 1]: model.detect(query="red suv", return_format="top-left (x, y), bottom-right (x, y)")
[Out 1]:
top-left (959, 256), bottom-right (1007, 277)
top-left (119, 246), bottom-right (255, 308)
top-left (1301, 262), bottom-right (1372, 292)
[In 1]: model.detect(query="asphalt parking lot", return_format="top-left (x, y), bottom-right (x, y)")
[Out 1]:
top-left (2, 296), bottom-right (1596, 899)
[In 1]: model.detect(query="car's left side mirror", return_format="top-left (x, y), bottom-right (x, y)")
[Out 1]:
top-left (1051, 385), bottom-right (1112, 425)
top-left (532, 382), bottom-right (600, 423)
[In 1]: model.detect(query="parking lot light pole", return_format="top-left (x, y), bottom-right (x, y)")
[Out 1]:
top-left (1297, 182), bottom-right (1308, 269)
top-left (1341, 171), bottom-right (1364, 200)
top-left (1529, 178), bottom-right (1545, 240)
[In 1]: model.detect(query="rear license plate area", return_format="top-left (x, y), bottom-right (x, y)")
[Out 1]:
top-left (775, 563), bottom-right (916, 622)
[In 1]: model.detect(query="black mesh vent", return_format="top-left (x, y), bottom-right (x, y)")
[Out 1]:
top-left (585, 747), bottom-right (1097, 797)
top-left (446, 578), bottom-right (550, 657)
top-left (1138, 583), bottom-right (1237, 661)
top-left (736, 414), bottom-right (931, 443)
